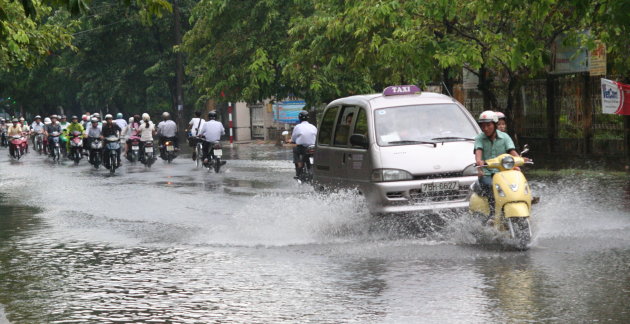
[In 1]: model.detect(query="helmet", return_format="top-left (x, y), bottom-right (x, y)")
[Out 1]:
top-left (71, 115), bottom-right (78, 120)
top-left (82, 115), bottom-right (88, 121)
top-left (477, 110), bottom-right (498, 124)
top-left (495, 111), bottom-right (506, 120)
top-left (298, 110), bottom-right (309, 122)
top-left (93, 113), bottom-right (100, 119)
top-left (162, 112), bottom-right (170, 119)
top-left (142, 113), bottom-right (150, 121)
top-left (105, 114), bottom-right (113, 120)
top-left (44, 117), bottom-right (51, 124)
top-left (19, 117), bottom-right (24, 121)
top-left (12, 118), bottom-right (18, 123)
top-left (128, 117), bottom-right (134, 123)
top-left (51, 114), bottom-right (58, 119)
top-left (116, 113), bottom-right (123, 119)
top-left (91, 117), bottom-right (98, 123)
top-left (35, 115), bottom-right (41, 119)
top-left (60, 115), bottom-right (66, 119)
top-left (208, 111), bottom-right (217, 119)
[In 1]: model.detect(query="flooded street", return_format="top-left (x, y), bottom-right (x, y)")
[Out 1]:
top-left (1, 145), bottom-right (629, 323)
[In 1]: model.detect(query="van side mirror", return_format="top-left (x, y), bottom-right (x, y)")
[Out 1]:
top-left (350, 134), bottom-right (368, 148)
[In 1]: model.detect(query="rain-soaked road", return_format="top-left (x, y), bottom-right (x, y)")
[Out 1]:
top-left (0, 145), bottom-right (629, 323)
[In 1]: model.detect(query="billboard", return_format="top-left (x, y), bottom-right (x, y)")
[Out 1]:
top-left (601, 78), bottom-right (630, 115)
top-left (273, 100), bottom-right (306, 124)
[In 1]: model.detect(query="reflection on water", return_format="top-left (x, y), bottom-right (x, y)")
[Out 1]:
top-left (0, 148), bottom-right (629, 323)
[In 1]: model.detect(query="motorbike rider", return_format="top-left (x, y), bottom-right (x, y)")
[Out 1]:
top-left (474, 110), bottom-right (520, 216)
top-left (101, 114), bottom-right (122, 167)
top-left (114, 112), bottom-right (127, 130)
top-left (30, 115), bottom-right (46, 151)
top-left (136, 113), bottom-right (156, 159)
top-left (19, 117), bottom-right (30, 135)
top-left (186, 111), bottom-right (205, 160)
top-left (65, 115), bottom-right (85, 152)
top-left (157, 112), bottom-right (178, 152)
top-left (44, 115), bottom-right (62, 156)
top-left (198, 111), bottom-right (225, 164)
top-left (7, 118), bottom-right (26, 156)
top-left (0, 118), bottom-right (6, 146)
top-left (495, 111), bottom-right (507, 133)
top-left (85, 117), bottom-right (102, 162)
top-left (290, 110), bottom-right (317, 179)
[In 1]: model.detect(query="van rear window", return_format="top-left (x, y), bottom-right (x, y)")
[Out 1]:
top-left (374, 104), bottom-right (477, 146)
top-left (318, 106), bottom-right (338, 145)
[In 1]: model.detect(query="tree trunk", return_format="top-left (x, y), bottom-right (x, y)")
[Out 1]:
top-left (477, 65), bottom-right (498, 110)
top-left (173, 0), bottom-right (185, 131)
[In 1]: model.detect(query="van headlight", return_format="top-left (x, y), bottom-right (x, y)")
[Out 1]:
top-left (462, 164), bottom-right (478, 176)
top-left (371, 169), bottom-right (413, 182)
top-left (501, 156), bottom-right (515, 169)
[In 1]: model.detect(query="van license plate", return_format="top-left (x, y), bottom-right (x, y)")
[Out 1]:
top-left (421, 181), bottom-right (458, 192)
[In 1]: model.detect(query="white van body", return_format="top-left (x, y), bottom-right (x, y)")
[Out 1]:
top-left (313, 87), bottom-right (480, 214)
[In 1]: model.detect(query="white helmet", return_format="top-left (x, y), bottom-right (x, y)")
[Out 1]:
top-left (44, 117), bottom-right (51, 124)
top-left (128, 117), bottom-right (134, 123)
top-left (477, 110), bottom-right (498, 124)
top-left (104, 114), bottom-right (113, 120)
top-left (142, 113), bottom-right (150, 121)
top-left (161, 112), bottom-right (170, 119)
top-left (495, 111), bottom-right (506, 120)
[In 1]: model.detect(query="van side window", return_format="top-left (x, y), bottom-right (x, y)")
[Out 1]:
top-left (333, 106), bottom-right (360, 146)
top-left (318, 106), bottom-right (338, 145)
top-left (353, 108), bottom-right (368, 137)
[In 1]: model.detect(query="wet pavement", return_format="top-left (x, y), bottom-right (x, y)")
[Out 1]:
top-left (0, 145), bottom-right (629, 323)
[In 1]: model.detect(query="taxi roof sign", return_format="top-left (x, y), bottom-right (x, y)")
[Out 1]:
top-left (383, 85), bottom-right (421, 96)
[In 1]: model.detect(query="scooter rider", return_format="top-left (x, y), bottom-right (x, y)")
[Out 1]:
top-left (198, 111), bottom-right (224, 164)
top-left (44, 115), bottom-right (62, 156)
top-left (137, 113), bottom-right (156, 160)
top-left (157, 111), bottom-right (178, 151)
top-left (186, 111), bottom-right (205, 160)
top-left (474, 110), bottom-right (519, 216)
top-left (85, 118), bottom-right (102, 162)
top-left (65, 115), bottom-right (85, 151)
top-left (101, 114), bottom-right (122, 166)
top-left (495, 111), bottom-right (507, 133)
top-left (31, 116), bottom-right (45, 147)
top-left (290, 110), bottom-right (317, 179)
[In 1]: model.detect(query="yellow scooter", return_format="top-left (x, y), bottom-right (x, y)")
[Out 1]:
top-left (469, 146), bottom-right (534, 249)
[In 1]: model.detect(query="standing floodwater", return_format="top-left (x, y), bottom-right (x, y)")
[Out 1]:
top-left (1, 145), bottom-right (629, 323)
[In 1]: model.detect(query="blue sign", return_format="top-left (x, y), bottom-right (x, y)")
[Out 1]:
top-left (273, 100), bottom-right (306, 124)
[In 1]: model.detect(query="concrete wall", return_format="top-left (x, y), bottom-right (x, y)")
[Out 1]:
top-left (234, 101), bottom-right (251, 141)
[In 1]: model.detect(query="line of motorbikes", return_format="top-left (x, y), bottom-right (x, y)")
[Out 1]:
top-left (2, 128), bottom-right (227, 175)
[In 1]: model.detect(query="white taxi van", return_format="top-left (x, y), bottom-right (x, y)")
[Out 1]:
top-left (313, 85), bottom-right (480, 214)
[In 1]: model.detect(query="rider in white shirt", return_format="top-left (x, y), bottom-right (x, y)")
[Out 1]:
top-left (186, 111), bottom-right (205, 160)
top-left (156, 112), bottom-right (178, 149)
top-left (291, 110), bottom-right (317, 178)
top-left (198, 111), bottom-right (225, 163)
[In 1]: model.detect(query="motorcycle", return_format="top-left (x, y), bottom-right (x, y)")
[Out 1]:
top-left (202, 141), bottom-right (225, 173)
top-left (88, 137), bottom-right (103, 169)
top-left (9, 134), bottom-right (27, 160)
top-left (469, 146), bottom-right (534, 250)
top-left (139, 140), bottom-right (156, 168)
top-left (295, 145), bottom-right (315, 184)
top-left (126, 135), bottom-right (141, 163)
top-left (104, 136), bottom-right (121, 174)
top-left (49, 131), bottom-right (62, 162)
top-left (68, 131), bottom-right (84, 165)
top-left (0, 129), bottom-right (7, 147)
top-left (34, 132), bottom-right (45, 154)
top-left (160, 137), bottom-right (177, 163)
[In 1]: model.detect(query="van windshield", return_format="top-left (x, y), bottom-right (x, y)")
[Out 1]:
top-left (374, 104), bottom-right (478, 146)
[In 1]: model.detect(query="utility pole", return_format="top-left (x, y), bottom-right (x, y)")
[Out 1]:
top-left (173, 0), bottom-right (185, 133)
